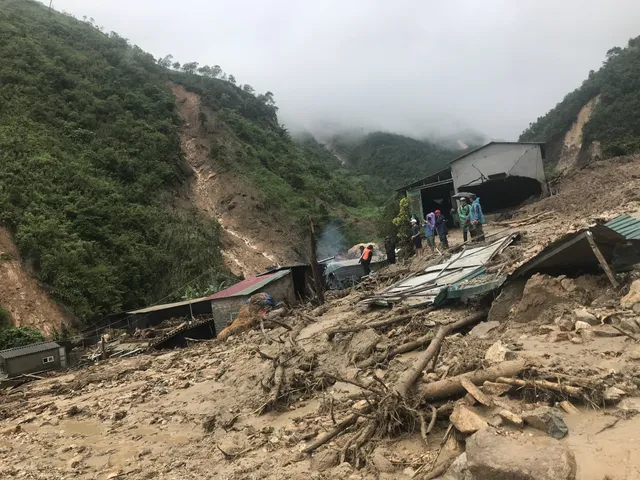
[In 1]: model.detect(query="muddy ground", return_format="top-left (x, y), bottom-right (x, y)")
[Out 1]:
top-left (2, 156), bottom-right (640, 480)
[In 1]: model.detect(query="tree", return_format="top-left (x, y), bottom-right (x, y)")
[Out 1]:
top-left (198, 65), bottom-right (212, 77)
top-left (158, 54), bottom-right (174, 68)
top-left (243, 84), bottom-right (255, 94)
top-left (172, 61), bottom-right (181, 70)
top-left (181, 61), bottom-right (199, 74)
top-left (263, 91), bottom-right (275, 106)
top-left (0, 327), bottom-right (45, 350)
top-left (228, 74), bottom-right (236, 85)
top-left (211, 65), bottom-right (222, 78)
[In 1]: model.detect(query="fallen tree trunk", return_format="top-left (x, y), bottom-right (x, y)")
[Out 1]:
top-left (395, 311), bottom-right (488, 399)
top-left (418, 359), bottom-right (527, 401)
top-left (495, 376), bottom-right (583, 397)
top-left (357, 332), bottom-right (436, 368)
top-left (301, 413), bottom-right (359, 454)
top-left (326, 313), bottom-right (418, 340)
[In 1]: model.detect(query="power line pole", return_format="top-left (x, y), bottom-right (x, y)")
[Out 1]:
top-left (309, 218), bottom-right (325, 305)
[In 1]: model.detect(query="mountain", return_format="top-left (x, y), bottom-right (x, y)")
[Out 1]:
top-left (328, 132), bottom-right (463, 192)
top-left (520, 35), bottom-right (640, 169)
top-left (0, 0), bottom-right (380, 324)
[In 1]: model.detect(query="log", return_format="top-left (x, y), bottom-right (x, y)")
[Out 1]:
top-left (495, 376), bottom-right (582, 397)
top-left (301, 413), bottom-right (359, 454)
top-left (394, 311), bottom-right (488, 399)
top-left (418, 359), bottom-right (527, 401)
top-left (326, 313), bottom-right (416, 340)
top-left (357, 332), bottom-right (435, 368)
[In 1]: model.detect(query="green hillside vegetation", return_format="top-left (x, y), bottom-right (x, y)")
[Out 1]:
top-left (0, 0), bottom-right (383, 323)
top-left (331, 132), bottom-right (460, 192)
top-left (521, 35), bottom-right (640, 160)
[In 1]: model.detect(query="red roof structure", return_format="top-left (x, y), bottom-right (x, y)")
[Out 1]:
top-left (207, 270), bottom-right (289, 300)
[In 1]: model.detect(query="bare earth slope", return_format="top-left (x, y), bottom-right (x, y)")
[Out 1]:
top-left (0, 228), bottom-right (68, 335)
top-left (172, 83), bottom-right (301, 277)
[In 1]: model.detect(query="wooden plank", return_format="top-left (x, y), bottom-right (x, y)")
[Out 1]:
top-left (586, 231), bottom-right (619, 288)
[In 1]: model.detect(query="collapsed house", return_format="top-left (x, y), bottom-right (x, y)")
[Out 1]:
top-left (400, 141), bottom-right (547, 222)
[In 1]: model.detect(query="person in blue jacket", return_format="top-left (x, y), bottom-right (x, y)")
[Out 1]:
top-left (469, 194), bottom-right (486, 242)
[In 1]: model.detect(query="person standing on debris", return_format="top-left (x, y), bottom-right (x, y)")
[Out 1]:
top-left (384, 236), bottom-right (397, 265)
top-left (424, 212), bottom-right (436, 251)
top-left (359, 244), bottom-right (374, 275)
top-left (457, 197), bottom-right (471, 242)
top-left (410, 219), bottom-right (423, 258)
top-left (469, 194), bottom-right (486, 242)
top-left (434, 210), bottom-right (449, 249)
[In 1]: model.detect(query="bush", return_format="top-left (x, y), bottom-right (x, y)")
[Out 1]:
top-left (0, 305), bottom-right (11, 329)
top-left (0, 327), bottom-right (45, 350)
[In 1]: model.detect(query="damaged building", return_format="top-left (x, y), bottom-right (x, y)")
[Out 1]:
top-left (400, 142), bottom-right (548, 221)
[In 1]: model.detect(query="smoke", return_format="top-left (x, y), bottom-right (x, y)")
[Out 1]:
top-left (316, 221), bottom-right (347, 259)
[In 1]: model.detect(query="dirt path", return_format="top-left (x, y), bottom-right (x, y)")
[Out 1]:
top-left (171, 84), bottom-right (297, 277)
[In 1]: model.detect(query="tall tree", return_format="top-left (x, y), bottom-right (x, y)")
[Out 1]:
top-left (181, 61), bottom-right (199, 74)
top-left (228, 74), bottom-right (236, 85)
top-left (243, 84), bottom-right (255, 94)
top-left (158, 54), bottom-right (174, 68)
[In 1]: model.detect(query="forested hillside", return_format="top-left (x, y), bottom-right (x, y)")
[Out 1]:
top-left (520, 35), bottom-right (640, 161)
top-left (0, 0), bottom-right (381, 323)
top-left (330, 132), bottom-right (461, 192)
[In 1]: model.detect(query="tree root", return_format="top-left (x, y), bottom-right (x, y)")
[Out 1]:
top-left (326, 313), bottom-right (420, 340)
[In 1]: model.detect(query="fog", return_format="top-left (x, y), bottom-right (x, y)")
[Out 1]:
top-left (45, 0), bottom-right (640, 140)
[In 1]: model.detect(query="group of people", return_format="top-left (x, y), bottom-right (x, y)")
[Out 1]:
top-left (410, 194), bottom-right (485, 257)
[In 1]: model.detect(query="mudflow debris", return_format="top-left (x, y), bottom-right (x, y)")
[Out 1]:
top-left (3, 161), bottom-right (640, 479)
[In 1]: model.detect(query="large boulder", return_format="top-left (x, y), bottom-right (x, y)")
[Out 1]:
top-left (621, 280), bottom-right (640, 309)
top-left (462, 428), bottom-right (576, 480)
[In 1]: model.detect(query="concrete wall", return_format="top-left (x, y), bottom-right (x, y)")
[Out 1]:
top-left (451, 144), bottom-right (546, 193)
top-left (211, 272), bottom-right (296, 333)
top-left (4, 348), bottom-right (61, 377)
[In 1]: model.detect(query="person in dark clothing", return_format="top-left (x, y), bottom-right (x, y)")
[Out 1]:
top-left (434, 210), bottom-right (449, 249)
top-left (410, 219), bottom-right (423, 257)
top-left (384, 236), bottom-right (397, 264)
top-left (359, 244), bottom-right (374, 275)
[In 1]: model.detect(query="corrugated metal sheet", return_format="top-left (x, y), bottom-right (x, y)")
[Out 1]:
top-left (605, 215), bottom-right (640, 240)
top-left (126, 295), bottom-right (212, 315)
top-left (207, 269), bottom-right (291, 300)
top-left (0, 342), bottom-right (61, 360)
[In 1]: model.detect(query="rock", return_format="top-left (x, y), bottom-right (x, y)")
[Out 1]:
top-left (450, 404), bottom-right (488, 434)
top-left (554, 315), bottom-right (575, 332)
top-left (311, 449), bottom-right (339, 472)
top-left (547, 331), bottom-right (569, 343)
top-left (444, 452), bottom-right (472, 480)
top-left (621, 280), bottom-right (640, 308)
top-left (497, 409), bottom-right (524, 428)
top-left (469, 321), bottom-right (500, 339)
top-left (603, 386), bottom-right (626, 403)
top-left (570, 336), bottom-right (583, 344)
top-left (484, 341), bottom-right (516, 363)
top-left (481, 381), bottom-right (511, 396)
top-left (522, 406), bottom-right (568, 439)
top-left (465, 428), bottom-right (576, 480)
top-left (627, 347), bottom-right (640, 361)
top-left (560, 278), bottom-right (577, 292)
top-left (593, 326), bottom-right (623, 337)
top-left (112, 411), bottom-right (127, 421)
top-left (0, 425), bottom-right (21, 436)
top-left (348, 329), bottom-right (380, 362)
top-left (68, 455), bottom-right (83, 469)
top-left (538, 325), bottom-right (557, 334)
top-left (617, 317), bottom-right (640, 334)
top-left (202, 415), bottom-right (216, 433)
top-left (370, 447), bottom-right (395, 473)
top-left (402, 467), bottom-right (416, 477)
top-left (573, 320), bottom-right (591, 332)
top-left (572, 308), bottom-right (599, 326)
top-left (67, 405), bottom-right (82, 417)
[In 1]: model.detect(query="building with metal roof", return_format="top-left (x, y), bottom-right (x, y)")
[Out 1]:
top-left (0, 341), bottom-right (67, 378)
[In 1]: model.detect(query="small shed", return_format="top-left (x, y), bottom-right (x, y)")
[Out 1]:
top-left (208, 269), bottom-right (296, 333)
top-left (0, 341), bottom-right (66, 378)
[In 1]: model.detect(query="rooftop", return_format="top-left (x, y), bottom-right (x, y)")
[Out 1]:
top-left (448, 141), bottom-right (545, 165)
top-left (208, 269), bottom-right (291, 300)
top-left (0, 341), bottom-right (61, 360)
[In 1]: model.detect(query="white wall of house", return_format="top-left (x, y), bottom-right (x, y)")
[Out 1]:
top-left (451, 143), bottom-right (547, 193)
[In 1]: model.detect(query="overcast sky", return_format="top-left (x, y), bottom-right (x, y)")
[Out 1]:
top-left (44, 0), bottom-right (640, 141)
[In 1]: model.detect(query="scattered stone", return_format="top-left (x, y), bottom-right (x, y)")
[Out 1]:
top-left (603, 386), bottom-right (627, 403)
top-left (450, 404), bottom-right (488, 434)
top-left (547, 331), bottom-right (570, 343)
top-left (67, 406), bottom-right (81, 417)
top-left (522, 406), bottom-right (568, 439)
top-left (497, 409), bottom-right (524, 428)
top-left (370, 447), bottom-right (395, 473)
top-left (627, 347), bottom-right (640, 361)
top-left (469, 321), bottom-right (500, 339)
top-left (573, 320), bottom-right (591, 332)
top-left (402, 467), bottom-right (416, 477)
top-left (484, 341), bottom-right (516, 363)
top-left (348, 329), bottom-right (380, 362)
top-left (593, 327), bottom-right (623, 337)
top-left (617, 317), bottom-right (640, 334)
top-left (202, 415), bottom-right (216, 433)
top-left (0, 425), bottom-right (21, 436)
top-left (560, 278), bottom-right (577, 292)
top-left (482, 381), bottom-right (511, 397)
top-left (621, 280), bottom-right (640, 309)
top-left (311, 449), bottom-right (339, 472)
top-left (488, 415), bottom-right (503, 428)
top-left (464, 428), bottom-right (577, 480)
top-left (555, 315), bottom-right (575, 332)
top-left (570, 336), bottom-right (583, 344)
top-left (444, 452), bottom-right (471, 480)
top-left (177, 381), bottom-right (191, 389)
top-left (68, 455), bottom-right (83, 469)
top-left (538, 325), bottom-right (557, 335)
top-left (112, 411), bottom-right (127, 421)
top-left (572, 308), bottom-right (599, 326)
top-left (634, 303), bottom-right (640, 314)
